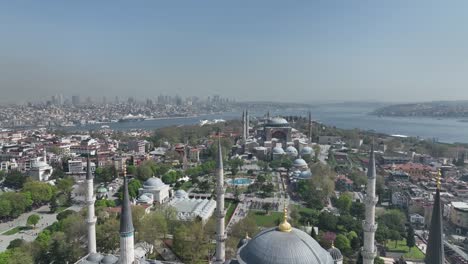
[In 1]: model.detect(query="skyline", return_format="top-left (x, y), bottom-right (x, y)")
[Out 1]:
top-left (2, 1), bottom-right (468, 103)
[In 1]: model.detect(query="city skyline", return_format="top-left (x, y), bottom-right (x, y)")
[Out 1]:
top-left (2, 1), bottom-right (468, 103)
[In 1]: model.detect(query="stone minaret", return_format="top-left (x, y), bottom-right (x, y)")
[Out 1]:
top-left (246, 109), bottom-right (249, 139)
top-left (119, 174), bottom-right (134, 264)
top-left (241, 110), bottom-right (246, 144)
top-left (214, 137), bottom-right (226, 263)
top-left (86, 156), bottom-right (97, 254)
top-left (362, 145), bottom-right (378, 264)
top-left (425, 170), bottom-right (444, 264)
top-left (308, 111), bottom-right (312, 143)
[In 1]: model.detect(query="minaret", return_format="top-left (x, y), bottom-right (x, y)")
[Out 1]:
top-left (362, 145), bottom-right (378, 264)
top-left (246, 109), bottom-right (249, 139)
top-left (425, 170), bottom-right (444, 264)
top-left (308, 111), bottom-right (312, 143)
top-left (241, 110), bottom-right (246, 144)
top-left (43, 148), bottom-right (47, 163)
top-left (214, 137), bottom-right (226, 263)
top-left (86, 157), bottom-right (97, 254)
top-left (119, 171), bottom-right (134, 264)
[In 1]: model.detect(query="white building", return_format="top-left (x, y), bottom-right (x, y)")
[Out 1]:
top-left (410, 213), bottom-right (425, 225)
top-left (138, 177), bottom-right (170, 204)
top-left (169, 190), bottom-right (216, 222)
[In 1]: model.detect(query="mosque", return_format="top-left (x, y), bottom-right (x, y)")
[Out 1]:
top-left (76, 137), bottom-right (444, 264)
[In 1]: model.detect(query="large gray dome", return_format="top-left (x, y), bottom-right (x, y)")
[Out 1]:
top-left (238, 227), bottom-right (334, 264)
top-left (143, 177), bottom-right (165, 189)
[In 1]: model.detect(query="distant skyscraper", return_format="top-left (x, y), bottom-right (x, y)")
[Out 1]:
top-left (72, 95), bottom-right (80, 106)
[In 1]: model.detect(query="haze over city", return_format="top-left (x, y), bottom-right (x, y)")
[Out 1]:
top-left (2, 1), bottom-right (468, 103)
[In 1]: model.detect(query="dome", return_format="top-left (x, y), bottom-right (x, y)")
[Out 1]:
top-left (144, 177), bottom-right (166, 189)
top-left (97, 186), bottom-right (108, 193)
top-left (293, 158), bottom-right (307, 167)
top-left (86, 253), bottom-right (103, 262)
top-left (238, 227), bottom-right (334, 264)
top-left (100, 255), bottom-right (119, 264)
top-left (299, 171), bottom-right (312, 179)
top-left (174, 190), bottom-right (189, 199)
top-left (301, 147), bottom-right (313, 155)
top-left (285, 146), bottom-right (298, 157)
top-left (267, 117), bottom-right (290, 127)
top-left (137, 193), bottom-right (153, 203)
top-left (292, 170), bottom-right (301, 177)
top-left (272, 147), bottom-right (285, 155)
top-left (328, 246), bottom-right (343, 262)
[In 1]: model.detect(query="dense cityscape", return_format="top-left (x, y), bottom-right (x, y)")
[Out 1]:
top-left (0, 105), bottom-right (466, 264)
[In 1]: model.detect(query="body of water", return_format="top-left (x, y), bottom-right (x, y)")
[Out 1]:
top-left (64, 104), bottom-right (468, 144)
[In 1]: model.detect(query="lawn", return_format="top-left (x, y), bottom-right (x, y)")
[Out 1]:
top-left (2, 226), bottom-right (31, 235)
top-left (225, 201), bottom-right (238, 224)
top-left (248, 211), bottom-right (283, 228)
top-left (386, 239), bottom-right (425, 260)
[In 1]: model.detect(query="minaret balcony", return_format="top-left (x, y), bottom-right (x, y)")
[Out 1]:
top-left (361, 248), bottom-right (377, 259)
top-left (216, 234), bottom-right (227, 242)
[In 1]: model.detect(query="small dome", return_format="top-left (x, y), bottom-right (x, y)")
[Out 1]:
top-left (144, 177), bottom-right (165, 189)
top-left (293, 158), bottom-right (307, 167)
top-left (238, 227), bottom-right (334, 264)
top-left (87, 253), bottom-right (103, 262)
top-left (301, 147), bottom-right (313, 155)
top-left (292, 170), bottom-right (301, 177)
top-left (97, 186), bottom-right (108, 193)
top-left (272, 147), bottom-right (285, 155)
top-left (299, 171), bottom-right (312, 179)
top-left (328, 246), bottom-right (343, 261)
top-left (100, 255), bottom-right (119, 264)
top-left (174, 190), bottom-right (189, 199)
top-left (137, 193), bottom-right (153, 203)
top-left (285, 146), bottom-right (298, 157)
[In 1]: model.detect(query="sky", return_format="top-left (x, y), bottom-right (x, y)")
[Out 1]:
top-left (1, 1), bottom-right (468, 104)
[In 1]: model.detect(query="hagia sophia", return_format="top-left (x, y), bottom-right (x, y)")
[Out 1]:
top-left (75, 112), bottom-right (444, 264)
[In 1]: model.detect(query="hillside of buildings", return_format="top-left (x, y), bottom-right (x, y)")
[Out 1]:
top-left (372, 101), bottom-right (468, 118)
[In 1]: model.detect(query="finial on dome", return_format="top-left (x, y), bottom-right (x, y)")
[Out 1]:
top-left (245, 232), bottom-right (250, 239)
top-left (331, 240), bottom-right (335, 248)
top-left (278, 204), bottom-right (292, 232)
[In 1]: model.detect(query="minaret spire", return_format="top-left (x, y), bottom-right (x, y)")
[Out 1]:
top-left (214, 134), bottom-right (226, 263)
top-left (308, 111), bottom-right (312, 143)
top-left (246, 109), bottom-right (249, 140)
top-left (241, 110), bottom-right (246, 144)
top-left (362, 144), bottom-right (378, 264)
top-left (119, 172), bottom-right (134, 264)
top-left (425, 170), bottom-right (444, 264)
top-left (85, 156), bottom-right (97, 254)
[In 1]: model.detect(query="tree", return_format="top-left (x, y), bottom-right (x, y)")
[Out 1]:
top-left (94, 166), bottom-right (117, 183)
top-left (336, 193), bottom-right (353, 214)
top-left (262, 203), bottom-right (272, 215)
top-left (22, 181), bottom-right (56, 206)
top-left (27, 214), bottom-right (41, 228)
top-left (350, 202), bottom-right (366, 219)
top-left (136, 165), bottom-right (153, 181)
top-left (313, 145), bottom-right (321, 162)
top-left (0, 199), bottom-right (12, 218)
top-left (138, 211), bottom-right (168, 244)
top-left (4, 170), bottom-right (29, 189)
top-left (96, 217), bottom-right (120, 253)
top-left (7, 239), bottom-right (25, 249)
top-left (406, 225), bottom-right (416, 248)
top-left (335, 234), bottom-right (351, 254)
top-left (228, 158), bottom-right (244, 176)
top-left (318, 212), bottom-right (338, 231)
top-left (389, 230), bottom-right (401, 247)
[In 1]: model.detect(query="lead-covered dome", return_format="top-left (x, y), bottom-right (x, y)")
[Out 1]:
top-left (143, 177), bottom-right (166, 189)
top-left (293, 158), bottom-right (307, 167)
top-left (328, 246), bottom-right (343, 262)
top-left (238, 227), bottom-right (334, 264)
top-left (301, 146), bottom-right (313, 156)
top-left (267, 117), bottom-right (290, 127)
top-left (272, 147), bottom-right (285, 155)
top-left (285, 146), bottom-right (298, 157)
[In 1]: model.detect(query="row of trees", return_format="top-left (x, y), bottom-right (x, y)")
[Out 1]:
top-left (0, 177), bottom-right (74, 219)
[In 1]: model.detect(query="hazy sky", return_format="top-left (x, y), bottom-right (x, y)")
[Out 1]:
top-left (1, 1), bottom-right (468, 103)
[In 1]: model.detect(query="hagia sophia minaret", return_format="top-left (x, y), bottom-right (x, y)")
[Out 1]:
top-left (308, 111), bottom-right (312, 143)
top-left (119, 168), bottom-right (135, 264)
top-left (241, 110), bottom-right (246, 144)
top-left (362, 145), bottom-right (378, 264)
top-left (85, 156), bottom-right (97, 254)
top-left (214, 137), bottom-right (226, 263)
